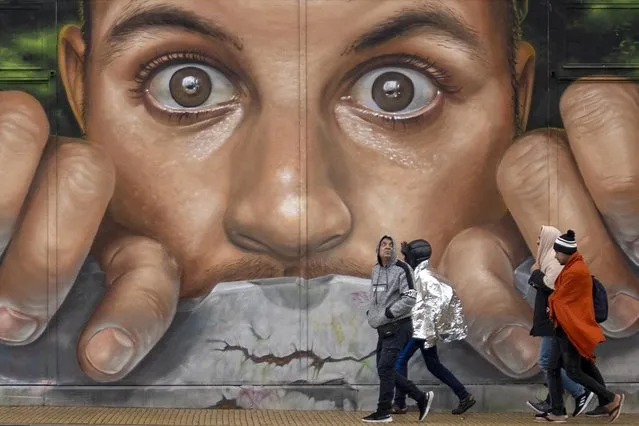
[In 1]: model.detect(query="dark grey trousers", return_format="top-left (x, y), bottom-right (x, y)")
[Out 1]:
top-left (375, 318), bottom-right (425, 414)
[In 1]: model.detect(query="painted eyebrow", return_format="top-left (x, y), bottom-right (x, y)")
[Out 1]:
top-left (343, 6), bottom-right (485, 61)
top-left (100, 3), bottom-right (243, 66)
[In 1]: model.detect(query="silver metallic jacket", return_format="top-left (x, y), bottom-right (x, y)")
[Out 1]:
top-left (411, 260), bottom-right (468, 348)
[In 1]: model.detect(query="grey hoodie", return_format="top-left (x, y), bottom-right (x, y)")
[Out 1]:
top-left (366, 235), bottom-right (418, 329)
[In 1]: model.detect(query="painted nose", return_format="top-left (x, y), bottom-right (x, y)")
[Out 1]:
top-left (223, 106), bottom-right (352, 260)
top-left (225, 183), bottom-right (352, 259)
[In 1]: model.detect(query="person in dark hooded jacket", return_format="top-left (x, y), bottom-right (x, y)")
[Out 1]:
top-left (362, 235), bottom-right (433, 423)
top-left (526, 226), bottom-right (592, 418)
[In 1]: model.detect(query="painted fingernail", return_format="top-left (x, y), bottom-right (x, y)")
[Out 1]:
top-left (491, 326), bottom-right (538, 377)
top-left (85, 328), bottom-right (135, 375)
top-left (0, 307), bottom-right (38, 343)
top-left (606, 294), bottom-right (639, 337)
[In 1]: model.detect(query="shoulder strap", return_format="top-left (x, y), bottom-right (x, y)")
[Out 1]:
top-left (395, 260), bottom-right (415, 290)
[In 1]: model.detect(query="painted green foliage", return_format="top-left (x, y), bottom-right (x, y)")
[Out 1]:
top-left (570, 2), bottom-right (639, 65)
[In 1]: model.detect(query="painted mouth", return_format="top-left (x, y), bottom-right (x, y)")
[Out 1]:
top-left (210, 339), bottom-right (375, 372)
top-left (158, 275), bottom-right (379, 385)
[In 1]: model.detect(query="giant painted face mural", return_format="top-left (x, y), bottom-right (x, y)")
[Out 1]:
top-left (0, 0), bottom-right (638, 408)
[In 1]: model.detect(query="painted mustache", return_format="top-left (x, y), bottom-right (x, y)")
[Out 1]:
top-left (198, 256), bottom-right (372, 292)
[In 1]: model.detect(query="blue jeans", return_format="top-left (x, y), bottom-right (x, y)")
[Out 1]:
top-left (539, 336), bottom-right (584, 399)
top-left (394, 339), bottom-right (469, 406)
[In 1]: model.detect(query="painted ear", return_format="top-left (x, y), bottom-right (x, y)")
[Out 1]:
top-left (58, 24), bottom-right (87, 133)
top-left (514, 41), bottom-right (536, 131)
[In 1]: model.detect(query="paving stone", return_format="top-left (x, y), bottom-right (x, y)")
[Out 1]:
top-left (0, 406), bottom-right (638, 425)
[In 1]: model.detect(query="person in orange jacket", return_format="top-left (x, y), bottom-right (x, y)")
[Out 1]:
top-left (538, 230), bottom-right (624, 423)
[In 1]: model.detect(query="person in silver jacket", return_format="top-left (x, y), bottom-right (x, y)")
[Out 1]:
top-left (392, 239), bottom-right (476, 415)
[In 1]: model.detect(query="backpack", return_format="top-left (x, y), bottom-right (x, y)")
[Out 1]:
top-left (592, 276), bottom-right (608, 323)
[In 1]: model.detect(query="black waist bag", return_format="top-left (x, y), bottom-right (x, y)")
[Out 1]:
top-left (378, 317), bottom-right (411, 338)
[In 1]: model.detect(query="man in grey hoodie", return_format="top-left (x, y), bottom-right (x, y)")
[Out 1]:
top-left (362, 235), bottom-right (434, 423)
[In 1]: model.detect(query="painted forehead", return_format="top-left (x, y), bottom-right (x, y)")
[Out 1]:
top-left (83, 0), bottom-right (521, 72)
top-left (83, 0), bottom-right (528, 17)
top-left (84, 0), bottom-right (526, 34)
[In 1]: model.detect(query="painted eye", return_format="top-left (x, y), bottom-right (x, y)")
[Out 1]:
top-left (350, 67), bottom-right (439, 117)
top-left (147, 64), bottom-right (236, 109)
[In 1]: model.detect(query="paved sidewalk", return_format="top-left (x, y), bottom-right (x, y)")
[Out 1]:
top-left (0, 407), bottom-right (638, 425)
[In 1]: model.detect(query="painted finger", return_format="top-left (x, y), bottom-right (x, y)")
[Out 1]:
top-left (560, 80), bottom-right (639, 269)
top-left (439, 225), bottom-right (539, 379)
top-left (77, 235), bottom-right (180, 382)
top-left (0, 91), bottom-right (50, 256)
top-left (497, 129), bottom-right (639, 338)
top-left (0, 141), bottom-right (114, 344)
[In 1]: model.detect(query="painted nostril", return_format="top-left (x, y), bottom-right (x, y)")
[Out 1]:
top-left (315, 234), bottom-right (347, 253)
top-left (231, 232), bottom-right (271, 253)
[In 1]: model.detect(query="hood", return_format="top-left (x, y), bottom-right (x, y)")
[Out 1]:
top-left (376, 235), bottom-right (397, 265)
top-left (537, 225), bottom-right (563, 289)
top-left (401, 239), bottom-right (432, 269)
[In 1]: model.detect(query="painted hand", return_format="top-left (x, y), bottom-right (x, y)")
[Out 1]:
top-left (438, 218), bottom-right (539, 378)
top-left (0, 92), bottom-right (181, 382)
top-left (500, 79), bottom-right (639, 339)
top-left (439, 80), bottom-right (639, 379)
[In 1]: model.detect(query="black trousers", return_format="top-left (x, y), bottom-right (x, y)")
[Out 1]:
top-left (376, 319), bottom-right (425, 414)
top-left (394, 341), bottom-right (469, 405)
top-left (547, 328), bottom-right (615, 415)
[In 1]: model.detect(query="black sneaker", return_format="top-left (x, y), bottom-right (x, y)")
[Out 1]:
top-left (535, 412), bottom-right (567, 423)
top-left (527, 399), bottom-right (551, 414)
top-left (391, 404), bottom-right (407, 414)
top-left (361, 411), bottom-right (392, 423)
top-left (586, 405), bottom-right (609, 418)
top-left (452, 394), bottom-right (476, 415)
top-left (417, 391), bottom-right (434, 421)
top-left (572, 390), bottom-right (594, 417)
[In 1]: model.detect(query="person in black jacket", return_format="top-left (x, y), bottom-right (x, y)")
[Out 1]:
top-left (526, 226), bottom-right (593, 417)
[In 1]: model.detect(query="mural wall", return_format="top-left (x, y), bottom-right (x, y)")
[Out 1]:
top-left (0, 0), bottom-right (638, 410)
